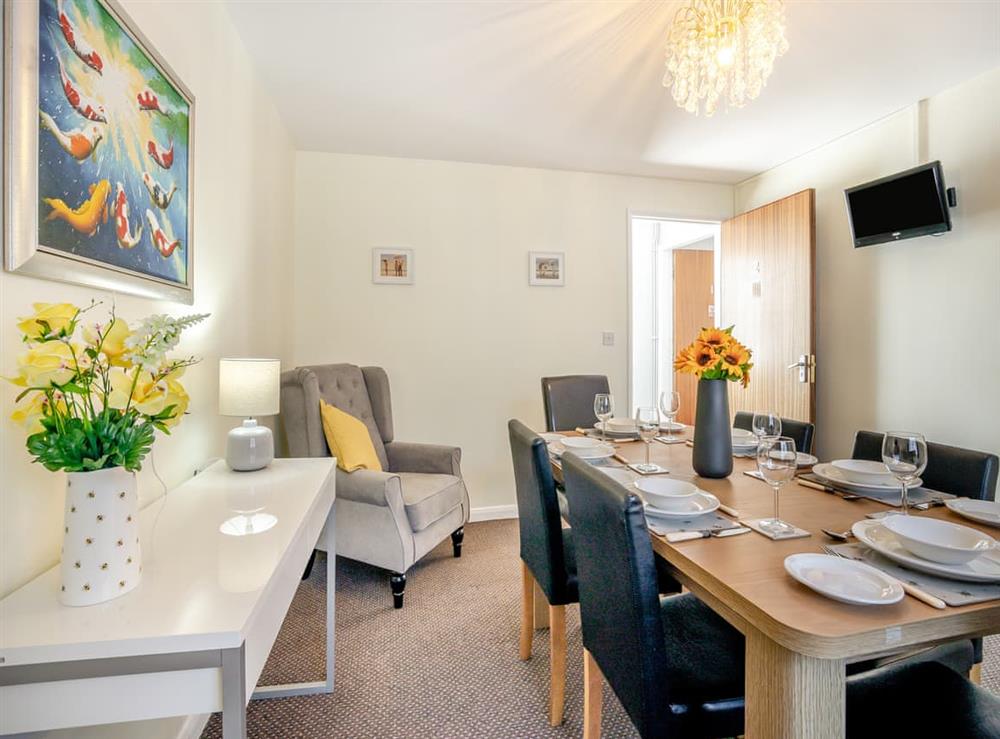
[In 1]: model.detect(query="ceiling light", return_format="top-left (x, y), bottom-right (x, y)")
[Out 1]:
top-left (663, 0), bottom-right (789, 116)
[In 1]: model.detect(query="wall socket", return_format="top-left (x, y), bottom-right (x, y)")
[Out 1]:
top-left (602, 332), bottom-right (615, 346)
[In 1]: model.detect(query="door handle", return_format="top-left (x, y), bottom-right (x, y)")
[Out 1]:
top-left (787, 355), bottom-right (815, 383)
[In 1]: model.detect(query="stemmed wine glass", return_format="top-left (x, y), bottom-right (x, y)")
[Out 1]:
top-left (634, 407), bottom-right (664, 473)
top-left (594, 394), bottom-right (614, 442)
top-left (658, 391), bottom-right (681, 440)
top-left (756, 436), bottom-right (798, 535)
top-left (752, 412), bottom-right (782, 443)
top-left (882, 431), bottom-right (928, 515)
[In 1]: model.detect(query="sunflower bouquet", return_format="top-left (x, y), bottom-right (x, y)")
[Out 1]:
top-left (674, 326), bottom-right (753, 388)
top-left (6, 302), bottom-right (208, 473)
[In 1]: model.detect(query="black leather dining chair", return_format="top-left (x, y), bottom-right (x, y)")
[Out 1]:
top-left (852, 430), bottom-right (999, 500)
top-left (560, 452), bottom-right (1000, 739)
top-left (733, 411), bottom-right (815, 454)
top-left (540, 375), bottom-right (610, 432)
top-left (852, 429), bottom-right (999, 682)
top-left (508, 419), bottom-right (577, 726)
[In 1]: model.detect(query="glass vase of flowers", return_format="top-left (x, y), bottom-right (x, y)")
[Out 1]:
top-left (6, 302), bottom-right (207, 606)
top-left (674, 326), bottom-right (753, 478)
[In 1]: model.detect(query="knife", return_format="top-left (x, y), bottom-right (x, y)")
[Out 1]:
top-left (665, 526), bottom-right (750, 543)
top-left (797, 478), bottom-right (862, 501)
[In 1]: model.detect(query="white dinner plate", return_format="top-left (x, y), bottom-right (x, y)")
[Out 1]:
top-left (551, 441), bottom-right (615, 460)
top-left (593, 422), bottom-right (639, 437)
top-left (813, 462), bottom-right (922, 494)
top-left (945, 499), bottom-right (1000, 529)
top-left (540, 433), bottom-right (565, 443)
top-left (852, 519), bottom-right (1000, 583)
top-left (784, 553), bottom-right (904, 606)
top-left (643, 491), bottom-right (720, 519)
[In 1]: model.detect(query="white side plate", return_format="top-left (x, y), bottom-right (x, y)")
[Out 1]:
top-left (784, 553), bottom-right (904, 606)
top-left (945, 499), bottom-right (1000, 528)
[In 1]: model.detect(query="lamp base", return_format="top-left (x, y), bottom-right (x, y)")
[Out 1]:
top-left (226, 419), bottom-right (274, 472)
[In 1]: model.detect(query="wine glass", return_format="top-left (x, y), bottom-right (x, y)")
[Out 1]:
top-left (659, 391), bottom-right (681, 437)
top-left (752, 412), bottom-right (782, 443)
top-left (634, 407), bottom-right (664, 473)
top-left (756, 436), bottom-right (798, 535)
top-left (594, 394), bottom-right (614, 442)
top-left (882, 431), bottom-right (928, 515)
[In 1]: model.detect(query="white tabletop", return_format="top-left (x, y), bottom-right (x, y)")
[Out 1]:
top-left (0, 458), bottom-right (336, 667)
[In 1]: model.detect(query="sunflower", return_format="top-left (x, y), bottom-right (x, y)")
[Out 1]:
top-left (720, 342), bottom-right (751, 374)
top-left (691, 342), bottom-right (721, 375)
top-left (697, 327), bottom-right (730, 349)
top-left (673, 344), bottom-right (694, 372)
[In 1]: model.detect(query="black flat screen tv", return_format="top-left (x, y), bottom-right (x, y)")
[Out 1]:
top-left (845, 161), bottom-right (951, 248)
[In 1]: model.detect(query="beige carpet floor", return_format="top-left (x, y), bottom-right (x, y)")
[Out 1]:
top-left (202, 519), bottom-right (999, 739)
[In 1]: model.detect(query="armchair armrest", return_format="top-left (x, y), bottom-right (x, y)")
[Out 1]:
top-left (385, 441), bottom-right (462, 476)
top-left (336, 468), bottom-right (403, 508)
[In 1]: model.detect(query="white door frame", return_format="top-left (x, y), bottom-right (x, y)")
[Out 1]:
top-left (626, 210), bottom-right (723, 415)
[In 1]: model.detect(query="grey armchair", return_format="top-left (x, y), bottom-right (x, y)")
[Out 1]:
top-left (279, 364), bottom-right (470, 608)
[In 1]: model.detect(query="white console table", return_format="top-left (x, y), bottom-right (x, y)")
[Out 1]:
top-left (0, 458), bottom-right (337, 739)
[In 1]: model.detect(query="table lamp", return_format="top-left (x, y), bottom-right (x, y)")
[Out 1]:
top-left (219, 358), bottom-right (280, 471)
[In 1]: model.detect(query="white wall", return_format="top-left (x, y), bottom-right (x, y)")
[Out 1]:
top-left (292, 152), bottom-right (732, 509)
top-left (735, 67), bottom-right (1000, 472)
top-left (0, 0), bottom-right (295, 598)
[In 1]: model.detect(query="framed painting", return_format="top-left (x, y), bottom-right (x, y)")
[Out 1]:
top-left (528, 251), bottom-right (564, 286)
top-left (4, 0), bottom-right (195, 303)
top-left (372, 247), bottom-right (414, 285)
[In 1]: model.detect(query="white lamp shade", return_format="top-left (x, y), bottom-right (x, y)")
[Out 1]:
top-left (219, 358), bottom-right (280, 417)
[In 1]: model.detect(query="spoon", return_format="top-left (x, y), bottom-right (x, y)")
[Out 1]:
top-left (820, 528), bottom-right (854, 542)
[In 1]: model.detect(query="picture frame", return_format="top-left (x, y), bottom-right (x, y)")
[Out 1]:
top-left (372, 247), bottom-right (414, 285)
top-left (528, 251), bottom-right (564, 286)
top-left (4, 0), bottom-right (196, 304)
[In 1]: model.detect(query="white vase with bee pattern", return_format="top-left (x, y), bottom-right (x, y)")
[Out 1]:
top-left (60, 467), bottom-right (142, 606)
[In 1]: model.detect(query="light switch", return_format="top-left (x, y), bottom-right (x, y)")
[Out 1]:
top-left (602, 332), bottom-right (615, 347)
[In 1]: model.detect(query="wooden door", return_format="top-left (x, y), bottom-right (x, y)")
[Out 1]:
top-left (673, 249), bottom-right (714, 426)
top-left (720, 189), bottom-right (815, 424)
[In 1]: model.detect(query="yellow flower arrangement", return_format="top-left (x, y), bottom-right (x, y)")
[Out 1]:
top-left (5, 301), bottom-right (207, 473)
top-left (674, 326), bottom-right (753, 388)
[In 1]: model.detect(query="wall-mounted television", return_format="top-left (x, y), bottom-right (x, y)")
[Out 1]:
top-left (845, 161), bottom-right (952, 248)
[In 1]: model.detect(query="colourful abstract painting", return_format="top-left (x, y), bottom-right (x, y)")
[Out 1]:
top-left (35, 0), bottom-right (191, 287)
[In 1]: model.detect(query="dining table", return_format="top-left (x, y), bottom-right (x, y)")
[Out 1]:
top-left (548, 429), bottom-right (1000, 739)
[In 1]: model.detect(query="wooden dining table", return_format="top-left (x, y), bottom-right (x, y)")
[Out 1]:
top-left (549, 430), bottom-right (1000, 739)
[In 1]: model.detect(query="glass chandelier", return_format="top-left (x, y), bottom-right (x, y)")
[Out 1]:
top-left (663, 0), bottom-right (789, 116)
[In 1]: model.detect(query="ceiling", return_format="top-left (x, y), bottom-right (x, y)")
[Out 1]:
top-left (226, 1), bottom-right (1000, 184)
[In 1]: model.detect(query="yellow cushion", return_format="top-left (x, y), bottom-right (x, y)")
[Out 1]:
top-left (319, 400), bottom-right (383, 473)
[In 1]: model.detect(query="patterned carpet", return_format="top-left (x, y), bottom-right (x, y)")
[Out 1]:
top-left (201, 519), bottom-right (999, 738)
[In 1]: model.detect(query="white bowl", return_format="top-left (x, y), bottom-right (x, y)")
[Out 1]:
top-left (561, 436), bottom-right (603, 451)
top-left (634, 478), bottom-right (699, 511)
top-left (831, 459), bottom-right (895, 486)
top-left (731, 428), bottom-right (756, 444)
top-left (882, 515), bottom-right (998, 565)
top-left (606, 418), bottom-right (638, 432)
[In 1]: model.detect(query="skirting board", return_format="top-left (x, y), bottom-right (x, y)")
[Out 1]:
top-left (469, 504), bottom-right (518, 522)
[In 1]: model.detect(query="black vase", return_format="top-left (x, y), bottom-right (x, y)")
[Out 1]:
top-left (692, 378), bottom-right (733, 479)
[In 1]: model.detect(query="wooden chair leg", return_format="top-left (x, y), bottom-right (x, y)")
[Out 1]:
top-left (583, 648), bottom-right (603, 739)
top-left (519, 561), bottom-right (534, 660)
top-left (971, 662), bottom-right (982, 684)
top-left (549, 604), bottom-right (567, 726)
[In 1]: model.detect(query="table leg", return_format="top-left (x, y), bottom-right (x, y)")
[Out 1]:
top-left (221, 643), bottom-right (247, 739)
top-left (744, 625), bottom-right (844, 739)
top-left (533, 581), bottom-right (550, 629)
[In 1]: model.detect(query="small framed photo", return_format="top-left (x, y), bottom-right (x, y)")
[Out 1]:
top-left (529, 251), bottom-right (564, 286)
top-left (373, 247), bottom-right (414, 284)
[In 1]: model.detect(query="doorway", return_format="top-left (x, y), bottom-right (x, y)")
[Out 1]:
top-left (629, 216), bottom-right (720, 422)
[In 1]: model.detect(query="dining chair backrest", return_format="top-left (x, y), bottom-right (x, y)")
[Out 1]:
top-left (540, 375), bottom-right (611, 432)
top-left (561, 452), bottom-right (672, 737)
top-left (733, 411), bottom-right (815, 454)
top-left (852, 430), bottom-right (999, 501)
top-left (508, 419), bottom-right (575, 606)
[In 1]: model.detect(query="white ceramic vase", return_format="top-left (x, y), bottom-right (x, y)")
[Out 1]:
top-left (60, 467), bottom-right (142, 606)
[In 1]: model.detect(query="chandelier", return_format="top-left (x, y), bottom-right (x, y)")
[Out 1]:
top-left (663, 0), bottom-right (789, 116)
